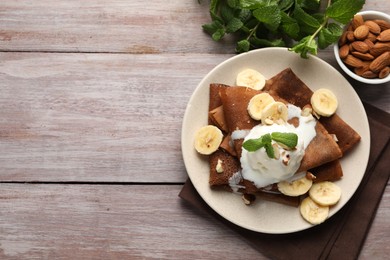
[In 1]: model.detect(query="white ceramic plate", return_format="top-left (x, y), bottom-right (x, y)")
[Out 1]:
top-left (181, 47), bottom-right (370, 234)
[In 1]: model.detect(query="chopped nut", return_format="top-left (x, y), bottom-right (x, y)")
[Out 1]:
top-left (306, 172), bottom-right (317, 181)
top-left (242, 193), bottom-right (256, 205)
top-left (215, 159), bottom-right (224, 173)
top-left (272, 143), bottom-right (280, 160)
top-left (264, 118), bottom-right (274, 125)
top-left (301, 105), bottom-right (313, 117)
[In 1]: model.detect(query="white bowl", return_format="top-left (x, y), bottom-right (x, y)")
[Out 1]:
top-left (333, 10), bottom-right (390, 84)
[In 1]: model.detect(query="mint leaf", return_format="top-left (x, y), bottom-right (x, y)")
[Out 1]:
top-left (289, 35), bottom-right (317, 58)
top-left (250, 37), bottom-right (285, 48)
top-left (271, 132), bottom-right (298, 148)
top-left (236, 39), bottom-right (250, 53)
top-left (212, 28), bottom-right (226, 41)
top-left (220, 2), bottom-right (235, 22)
top-left (298, 0), bottom-right (321, 12)
top-left (292, 4), bottom-right (321, 35)
top-left (242, 137), bottom-right (265, 152)
top-left (252, 5), bottom-right (281, 32)
top-left (278, 0), bottom-right (294, 11)
top-left (242, 133), bottom-right (272, 152)
top-left (226, 17), bottom-right (244, 33)
top-left (326, 0), bottom-right (365, 24)
top-left (280, 12), bottom-right (300, 40)
top-left (202, 20), bottom-right (223, 35)
top-left (318, 23), bottom-right (343, 49)
top-left (264, 142), bottom-right (275, 158)
top-left (227, 0), bottom-right (239, 8)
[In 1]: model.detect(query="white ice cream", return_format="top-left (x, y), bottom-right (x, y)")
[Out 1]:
top-left (233, 104), bottom-right (317, 188)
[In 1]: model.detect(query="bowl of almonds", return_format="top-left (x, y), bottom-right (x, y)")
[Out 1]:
top-left (334, 11), bottom-right (390, 84)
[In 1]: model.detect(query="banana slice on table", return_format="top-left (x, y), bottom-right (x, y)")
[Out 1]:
top-left (247, 93), bottom-right (275, 120)
top-left (300, 196), bottom-right (329, 225)
top-left (260, 101), bottom-right (288, 125)
top-left (310, 88), bottom-right (338, 117)
top-left (194, 125), bottom-right (223, 155)
top-left (309, 181), bottom-right (341, 206)
top-left (277, 176), bottom-right (313, 197)
top-left (236, 69), bottom-right (266, 90)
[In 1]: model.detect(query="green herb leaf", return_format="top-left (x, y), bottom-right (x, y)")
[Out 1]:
top-left (226, 17), bottom-right (244, 33)
top-left (242, 137), bottom-right (265, 152)
top-left (252, 5), bottom-right (281, 32)
top-left (236, 39), bottom-right (250, 52)
top-left (289, 35), bottom-right (318, 58)
top-left (264, 142), bottom-right (275, 158)
top-left (318, 23), bottom-right (343, 49)
top-left (280, 12), bottom-right (300, 40)
top-left (201, 0), bottom-right (364, 57)
top-left (292, 4), bottom-right (321, 35)
top-left (326, 0), bottom-right (365, 24)
top-left (271, 132), bottom-right (298, 148)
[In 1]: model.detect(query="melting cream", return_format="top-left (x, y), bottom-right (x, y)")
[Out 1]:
top-left (228, 171), bottom-right (245, 193)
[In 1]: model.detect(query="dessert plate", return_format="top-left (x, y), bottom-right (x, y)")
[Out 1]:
top-left (181, 47), bottom-right (370, 234)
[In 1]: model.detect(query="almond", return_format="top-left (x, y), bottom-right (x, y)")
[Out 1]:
top-left (354, 25), bottom-right (370, 40)
top-left (354, 64), bottom-right (370, 76)
top-left (361, 70), bottom-right (378, 79)
top-left (339, 31), bottom-right (348, 46)
top-left (346, 31), bottom-right (355, 42)
top-left (373, 19), bottom-right (390, 31)
top-left (352, 14), bottom-right (364, 30)
top-left (363, 39), bottom-right (375, 49)
top-left (377, 29), bottom-right (390, 42)
top-left (369, 51), bottom-right (390, 73)
top-left (370, 42), bottom-right (390, 57)
top-left (379, 66), bottom-right (390, 79)
top-left (343, 55), bottom-right (365, 68)
top-left (339, 44), bottom-right (350, 59)
top-left (351, 41), bottom-right (369, 53)
top-left (364, 20), bottom-right (381, 35)
top-left (351, 51), bottom-right (374, 61)
top-left (367, 32), bottom-right (378, 43)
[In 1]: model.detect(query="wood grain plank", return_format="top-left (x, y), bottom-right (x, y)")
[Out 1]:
top-left (0, 184), bottom-right (263, 259)
top-left (0, 1), bottom-right (389, 54)
top-left (0, 184), bottom-right (388, 259)
top-left (0, 0), bottom-right (236, 54)
top-left (0, 52), bottom-right (233, 182)
top-left (0, 52), bottom-right (389, 183)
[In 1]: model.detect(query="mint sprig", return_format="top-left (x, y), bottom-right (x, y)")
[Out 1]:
top-left (201, 0), bottom-right (365, 58)
top-left (242, 132), bottom-right (298, 159)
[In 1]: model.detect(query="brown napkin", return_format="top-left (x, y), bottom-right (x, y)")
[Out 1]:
top-left (179, 102), bottom-right (390, 260)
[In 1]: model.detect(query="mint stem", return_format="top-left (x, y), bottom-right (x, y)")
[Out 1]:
top-left (307, 0), bottom-right (332, 48)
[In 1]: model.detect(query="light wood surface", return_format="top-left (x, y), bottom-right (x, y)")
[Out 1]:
top-left (0, 1), bottom-right (389, 259)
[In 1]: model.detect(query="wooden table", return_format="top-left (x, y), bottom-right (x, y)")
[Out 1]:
top-left (0, 1), bottom-right (389, 259)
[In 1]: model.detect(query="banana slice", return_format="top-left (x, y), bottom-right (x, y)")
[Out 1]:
top-left (260, 101), bottom-right (288, 125)
top-left (309, 181), bottom-right (341, 206)
top-left (247, 93), bottom-right (275, 120)
top-left (310, 88), bottom-right (338, 117)
top-left (236, 69), bottom-right (266, 90)
top-left (194, 125), bottom-right (223, 155)
top-left (277, 176), bottom-right (313, 197)
top-left (300, 197), bottom-right (329, 225)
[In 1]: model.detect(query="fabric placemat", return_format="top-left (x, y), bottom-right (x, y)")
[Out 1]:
top-left (179, 102), bottom-right (390, 260)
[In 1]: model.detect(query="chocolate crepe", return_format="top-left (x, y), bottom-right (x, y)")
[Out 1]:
top-left (179, 102), bottom-right (390, 259)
